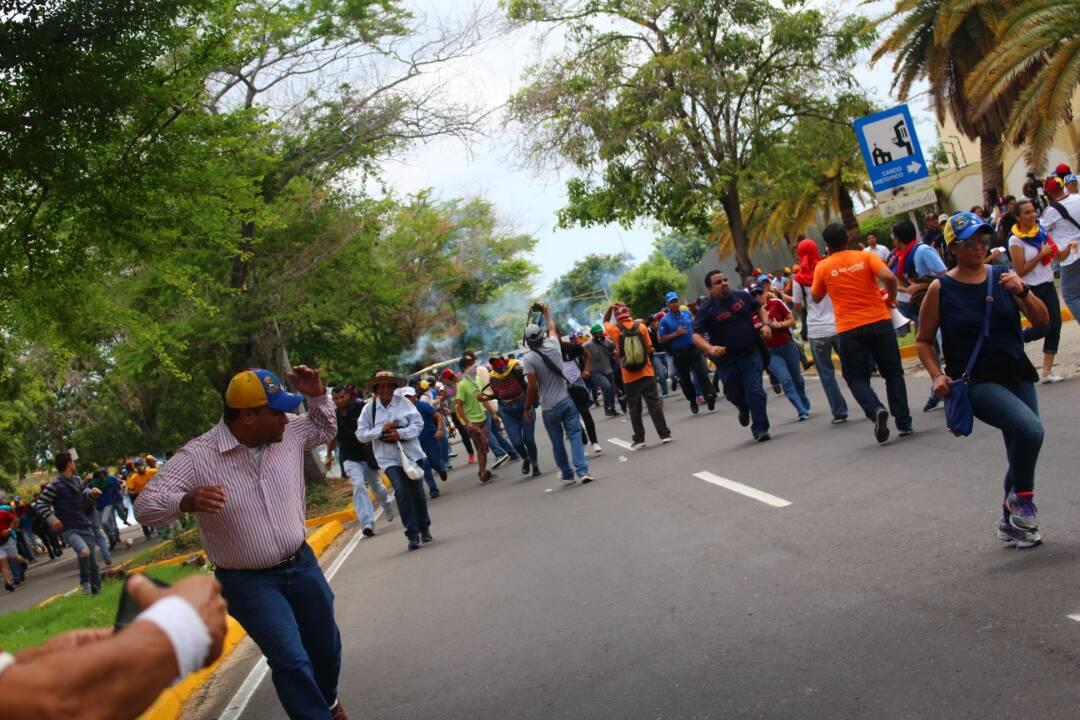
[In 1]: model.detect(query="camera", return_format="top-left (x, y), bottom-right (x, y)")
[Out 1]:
top-left (531, 302), bottom-right (543, 313)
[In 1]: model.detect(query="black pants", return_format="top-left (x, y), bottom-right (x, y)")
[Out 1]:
top-left (836, 319), bottom-right (912, 431)
top-left (672, 346), bottom-right (715, 407)
top-left (33, 522), bottom-right (62, 558)
top-left (623, 376), bottom-right (670, 443)
top-left (569, 384), bottom-right (598, 445)
top-left (1021, 280), bottom-right (1061, 354)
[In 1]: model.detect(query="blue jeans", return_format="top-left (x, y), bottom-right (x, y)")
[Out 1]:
top-left (588, 371), bottom-right (616, 413)
top-left (62, 527), bottom-right (100, 592)
top-left (499, 397), bottom-right (538, 466)
top-left (216, 544), bottom-right (341, 720)
top-left (808, 336), bottom-right (849, 419)
top-left (1062, 261), bottom-right (1080, 327)
top-left (87, 508), bottom-right (111, 561)
top-left (485, 413), bottom-right (519, 460)
top-left (767, 341), bottom-right (810, 417)
top-left (99, 504), bottom-right (120, 544)
top-left (385, 465), bottom-right (430, 541)
top-left (837, 319), bottom-right (912, 431)
top-left (653, 352), bottom-right (670, 395)
top-left (437, 430), bottom-right (450, 467)
top-left (540, 395), bottom-right (589, 479)
top-left (343, 460), bottom-right (391, 530)
top-left (419, 434), bottom-right (444, 493)
top-left (715, 350), bottom-right (770, 437)
top-left (970, 381), bottom-right (1043, 497)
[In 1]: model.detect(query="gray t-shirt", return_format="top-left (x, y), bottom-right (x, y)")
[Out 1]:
top-left (584, 339), bottom-right (613, 375)
top-left (522, 339), bottom-right (570, 410)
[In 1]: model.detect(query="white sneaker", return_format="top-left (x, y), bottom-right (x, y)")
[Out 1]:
top-left (630, 440), bottom-right (647, 450)
top-left (591, 442), bottom-right (603, 454)
top-left (660, 436), bottom-right (673, 444)
top-left (561, 475), bottom-right (578, 486)
top-left (1042, 373), bottom-right (1064, 384)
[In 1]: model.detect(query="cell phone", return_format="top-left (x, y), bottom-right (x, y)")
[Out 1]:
top-left (114, 575), bottom-right (171, 631)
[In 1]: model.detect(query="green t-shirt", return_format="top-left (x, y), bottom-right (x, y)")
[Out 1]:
top-left (456, 376), bottom-right (487, 423)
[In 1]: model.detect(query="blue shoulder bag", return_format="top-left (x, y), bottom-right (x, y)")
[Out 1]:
top-left (944, 268), bottom-right (994, 437)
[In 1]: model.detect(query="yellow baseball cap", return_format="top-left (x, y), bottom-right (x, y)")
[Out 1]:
top-left (225, 369), bottom-right (303, 411)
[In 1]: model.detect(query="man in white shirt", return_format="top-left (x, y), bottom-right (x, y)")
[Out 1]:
top-left (866, 233), bottom-right (891, 262)
top-left (1042, 182), bottom-right (1080, 326)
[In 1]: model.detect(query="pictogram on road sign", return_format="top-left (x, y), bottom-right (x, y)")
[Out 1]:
top-left (854, 104), bottom-right (929, 193)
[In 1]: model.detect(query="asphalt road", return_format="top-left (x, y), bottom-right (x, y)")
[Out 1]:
top-left (187, 352), bottom-right (1080, 720)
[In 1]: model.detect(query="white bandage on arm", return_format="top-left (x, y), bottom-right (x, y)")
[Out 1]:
top-left (136, 596), bottom-right (211, 679)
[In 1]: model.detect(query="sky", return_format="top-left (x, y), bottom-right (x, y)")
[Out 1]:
top-left (360, 0), bottom-right (936, 289)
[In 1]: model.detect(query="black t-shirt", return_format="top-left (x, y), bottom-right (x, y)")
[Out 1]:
top-left (922, 227), bottom-right (944, 252)
top-left (335, 402), bottom-right (377, 467)
top-left (693, 291), bottom-right (761, 356)
top-left (560, 341), bottom-right (586, 370)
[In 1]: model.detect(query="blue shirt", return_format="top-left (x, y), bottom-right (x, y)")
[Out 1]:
top-left (913, 244), bottom-right (947, 277)
top-left (693, 291), bottom-right (761, 356)
top-left (658, 309), bottom-right (694, 350)
top-left (416, 400), bottom-right (439, 442)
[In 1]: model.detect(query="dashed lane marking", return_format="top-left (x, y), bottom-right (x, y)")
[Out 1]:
top-left (608, 438), bottom-right (635, 450)
top-left (692, 471), bottom-right (792, 508)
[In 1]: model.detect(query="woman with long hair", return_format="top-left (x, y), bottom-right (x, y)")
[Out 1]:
top-left (917, 212), bottom-right (1049, 548)
top-left (1007, 197), bottom-right (1073, 382)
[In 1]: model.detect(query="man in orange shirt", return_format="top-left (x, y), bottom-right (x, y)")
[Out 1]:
top-left (812, 223), bottom-right (912, 443)
top-left (604, 302), bottom-right (672, 450)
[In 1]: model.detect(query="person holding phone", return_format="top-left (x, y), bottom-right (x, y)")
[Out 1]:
top-left (135, 366), bottom-right (348, 720)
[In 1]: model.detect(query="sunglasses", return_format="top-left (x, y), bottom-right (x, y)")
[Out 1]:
top-left (956, 236), bottom-right (991, 249)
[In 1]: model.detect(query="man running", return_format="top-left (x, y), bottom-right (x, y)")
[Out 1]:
top-left (584, 325), bottom-right (620, 416)
top-left (126, 457), bottom-right (156, 540)
top-left (136, 366), bottom-right (349, 720)
top-left (326, 385), bottom-right (394, 537)
top-left (485, 353), bottom-right (541, 476)
top-left (659, 291), bottom-right (715, 414)
top-left (455, 355), bottom-right (496, 483)
top-left (604, 302), bottom-right (672, 449)
top-left (692, 271), bottom-right (773, 442)
top-left (812, 222), bottom-right (911, 443)
top-left (34, 453), bottom-right (103, 594)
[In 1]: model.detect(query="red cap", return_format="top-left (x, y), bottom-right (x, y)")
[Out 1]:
top-left (440, 368), bottom-right (456, 380)
top-left (615, 306), bottom-right (631, 319)
top-left (1055, 163), bottom-right (1072, 177)
top-left (1045, 176), bottom-right (1064, 192)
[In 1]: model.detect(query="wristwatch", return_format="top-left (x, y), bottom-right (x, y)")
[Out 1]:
top-left (1013, 283), bottom-right (1030, 299)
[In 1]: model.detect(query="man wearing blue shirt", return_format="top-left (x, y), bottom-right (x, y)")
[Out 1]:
top-left (659, 291), bottom-right (716, 414)
top-left (692, 271), bottom-right (774, 441)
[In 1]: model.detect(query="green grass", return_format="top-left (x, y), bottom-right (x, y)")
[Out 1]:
top-left (123, 527), bottom-right (202, 568)
top-left (0, 564), bottom-right (207, 653)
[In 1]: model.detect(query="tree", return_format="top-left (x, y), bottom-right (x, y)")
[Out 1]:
top-left (547, 253), bottom-right (632, 322)
top-left (870, 0), bottom-right (1025, 193)
top-left (653, 233), bottom-right (710, 272)
top-left (506, 0), bottom-right (871, 277)
top-left (609, 256), bottom-right (687, 320)
top-left (967, 0), bottom-right (1080, 170)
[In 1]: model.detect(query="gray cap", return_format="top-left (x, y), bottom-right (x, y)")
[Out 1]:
top-left (524, 323), bottom-right (543, 343)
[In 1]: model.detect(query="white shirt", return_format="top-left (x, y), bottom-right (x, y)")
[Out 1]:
top-left (1008, 233), bottom-right (1056, 285)
top-left (791, 282), bottom-right (838, 339)
top-left (1041, 193), bottom-right (1080, 267)
top-left (867, 244), bottom-right (890, 262)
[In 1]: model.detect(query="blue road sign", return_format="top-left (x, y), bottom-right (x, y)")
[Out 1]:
top-left (853, 104), bottom-right (929, 193)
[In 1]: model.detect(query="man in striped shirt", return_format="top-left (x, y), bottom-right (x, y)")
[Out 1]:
top-left (135, 365), bottom-right (347, 720)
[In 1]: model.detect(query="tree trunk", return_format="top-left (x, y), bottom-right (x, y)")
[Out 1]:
top-left (720, 184), bottom-right (752, 281)
top-left (979, 135), bottom-right (1005, 194)
top-left (837, 182), bottom-right (860, 241)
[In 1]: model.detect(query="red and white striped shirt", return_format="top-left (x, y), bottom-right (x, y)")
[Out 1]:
top-left (134, 394), bottom-right (336, 570)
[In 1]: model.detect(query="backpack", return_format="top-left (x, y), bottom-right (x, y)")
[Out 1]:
top-left (616, 321), bottom-right (648, 372)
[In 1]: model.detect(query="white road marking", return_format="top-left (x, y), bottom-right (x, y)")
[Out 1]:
top-left (607, 438), bottom-right (635, 450)
top-left (1067, 614), bottom-right (1080, 623)
top-left (692, 471), bottom-right (792, 508)
top-left (218, 506), bottom-right (385, 720)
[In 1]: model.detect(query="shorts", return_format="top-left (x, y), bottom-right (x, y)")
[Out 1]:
top-left (465, 423), bottom-right (489, 454)
top-left (0, 536), bottom-right (19, 559)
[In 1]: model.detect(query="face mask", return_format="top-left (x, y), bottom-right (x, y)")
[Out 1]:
top-left (464, 365), bottom-right (478, 380)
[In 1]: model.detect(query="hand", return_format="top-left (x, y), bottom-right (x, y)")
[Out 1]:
top-left (707, 345), bottom-right (726, 359)
top-left (676, 325), bottom-right (688, 336)
top-left (932, 373), bottom-right (952, 398)
top-left (1038, 244), bottom-right (1053, 259)
top-left (760, 325), bottom-right (773, 340)
top-left (50, 518), bottom-right (63, 532)
top-left (434, 430), bottom-right (443, 439)
top-left (324, 455), bottom-right (333, 470)
top-left (180, 485), bottom-right (227, 514)
top-left (127, 574), bottom-right (228, 668)
top-left (582, 370), bottom-right (590, 381)
top-left (1000, 270), bottom-right (1024, 295)
top-left (523, 408), bottom-right (532, 424)
top-left (381, 429), bottom-right (401, 442)
top-left (382, 422), bottom-right (397, 432)
top-left (90, 487), bottom-right (102, 496)
top-left (286, 365), bottom-right (324, 397)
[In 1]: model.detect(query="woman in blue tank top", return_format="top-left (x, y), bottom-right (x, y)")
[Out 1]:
top-left (915, 212), bottom-right (1050, 549)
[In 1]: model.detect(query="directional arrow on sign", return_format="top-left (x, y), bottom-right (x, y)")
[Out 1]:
top-left (907, 161), bottom-right (922, 173)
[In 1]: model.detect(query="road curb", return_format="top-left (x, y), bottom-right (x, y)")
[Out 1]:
top-left (136, 509), bottom-right (350, 720)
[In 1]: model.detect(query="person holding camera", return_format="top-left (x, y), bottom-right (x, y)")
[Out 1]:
top-left (357, 370), bottom-right (432, 552)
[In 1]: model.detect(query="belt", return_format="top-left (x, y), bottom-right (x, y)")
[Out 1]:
top-left (218, 542), bottom-right (308, 572)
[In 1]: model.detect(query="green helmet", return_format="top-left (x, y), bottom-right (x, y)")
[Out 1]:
top-left (590, 323), bottom-right (603, 334)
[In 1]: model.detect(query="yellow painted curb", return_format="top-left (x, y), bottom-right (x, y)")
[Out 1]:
top-left (126, 550), bottom-right (206, 576)
top-left (305, 508), bottom-right (356, 528)
top-left (135, 518), bottom-right (348, 720)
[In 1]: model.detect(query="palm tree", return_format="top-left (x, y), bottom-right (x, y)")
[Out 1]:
top-left (871, 0), bottom-right (1022, 193)
top-left (967, 0), bottom-right (1080, 170)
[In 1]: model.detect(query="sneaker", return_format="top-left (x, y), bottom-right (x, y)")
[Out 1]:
top-left (81, 583), bottom-right (92, 595)
top-left (754, 433), bottom-right (771, 442)
top-left (467, 453), bottom-right (476, 464)
top-left (421, 532), bottom-right (433, 544)
top-left (492, 454), bottom-right (510, 469)
top-left (362, 527), bottom-right (375, 537)
top-left (997, 515), bottom-right (1042, 548)
top-left (3, 582), bottom-right (12, 593)
top-left (771, 384), bottom-right (782, 395)
top-left (706, 395), bottom-right (716, 411)
top-left (797, 412), bottom-right (810, 422)
top-left (383, 505), bottom-right (395, 522)
top-left (660, 436), bottom-right (673, 444)
top-left (1042, 373), bottom-right (1064, 383)
top-left (898, 429), bottom-right (913, 437)
top-left (561, 475), bottom-right (578, 486)
top-left (591, 442), bottom-right (603, 454)
top-left (103, 558), bottom-right (112, 566)
top-left (923, 393), bottom-right (941, 412)
top-left (1005, 492), bottom-right (1038, 530)
top-left (521, 459), bottom-right (531, 475)
top-left (738, 408), bottom-right (750, 427)
top-left (580, 474), bottom-right (594, 484)
top-left (480, 471), bottom-right (496, 484)
top-left (408, 539), bottom-right (421, 551)
top-left (697, 395), bottom-right (705, 405)
top-left (831, 416), bottom-right (847, 424)
top-left (873, 408), bottom-right (890, 443)
top-left (630, 440), bottom-right (648, 450)
top-left (532, 466), bottom-right (542, 477)
top-left (429, 490), bottom-right (440, 498)
top-left (690, 403), bottom-right (699, 415)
